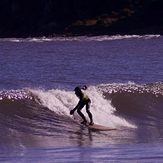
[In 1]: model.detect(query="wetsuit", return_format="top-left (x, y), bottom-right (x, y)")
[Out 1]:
top-left (70, 87), bottom-right (93, 125)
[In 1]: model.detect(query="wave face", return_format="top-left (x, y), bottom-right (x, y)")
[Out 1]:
top-left (1, 83), bottom-right (163, 138)
top-left (99, 83), bottom-right (163, 128)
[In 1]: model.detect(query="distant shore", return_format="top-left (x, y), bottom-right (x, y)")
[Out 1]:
top-left (0, 0), bottom-right (163, 38)
top-left (1, 26), bottom-right (162, 38)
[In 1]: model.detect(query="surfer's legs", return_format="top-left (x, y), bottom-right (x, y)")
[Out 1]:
top-left (77, 104), bottom-right (87, 123)
top-left (86, 101), bottom-right (93, 125)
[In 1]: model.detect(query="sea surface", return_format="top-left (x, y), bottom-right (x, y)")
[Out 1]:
top-left (0, 35), bottom-right (163, 162)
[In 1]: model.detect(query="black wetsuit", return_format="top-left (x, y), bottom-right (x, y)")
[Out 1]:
top-left (75, 94), bottom-right (93, 124)
top-left (70, 89), bottom-right (93, 124)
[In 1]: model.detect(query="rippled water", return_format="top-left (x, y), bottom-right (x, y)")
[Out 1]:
top-left (0, 35), bottom-right (163, 162)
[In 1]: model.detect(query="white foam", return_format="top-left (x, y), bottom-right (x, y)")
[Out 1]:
top-left (31, 87), bottom-right (136, 128)
top-left (0, 35), bottom-right (160, 43)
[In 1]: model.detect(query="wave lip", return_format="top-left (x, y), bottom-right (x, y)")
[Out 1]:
top-left (99, 82), bottom-right (163, 96)
top-left (0, 89), bottom-right (33, 101)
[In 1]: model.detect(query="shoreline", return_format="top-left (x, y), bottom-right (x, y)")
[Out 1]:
top-left (0, 25), bottom-right (162, 38)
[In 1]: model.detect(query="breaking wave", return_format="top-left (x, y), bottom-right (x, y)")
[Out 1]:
top-left (1, 82), bottom-right (163, 137)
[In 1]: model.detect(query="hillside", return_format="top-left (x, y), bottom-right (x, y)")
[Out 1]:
top-left (0, 0), bottom-right (163, 37)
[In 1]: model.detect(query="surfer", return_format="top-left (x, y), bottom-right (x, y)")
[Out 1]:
top-left (70, 86), bottom-right (94, 125)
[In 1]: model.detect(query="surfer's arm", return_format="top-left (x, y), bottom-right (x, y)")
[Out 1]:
top-left (70, 100), bottom-right (82, 115)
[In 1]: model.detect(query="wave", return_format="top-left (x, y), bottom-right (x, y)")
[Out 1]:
top-left (1, 83), bottom-right (163, 136)
top-left (0, 34), bottom-right (160, 42)
top-left (99, 83), bottom-right (163, 126)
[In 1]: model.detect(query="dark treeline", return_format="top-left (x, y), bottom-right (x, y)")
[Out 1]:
top-left (0, 0), bottom-right (163, 37)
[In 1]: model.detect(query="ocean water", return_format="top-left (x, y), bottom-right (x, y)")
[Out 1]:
top-left (0, 35), bottom-right (163, 162)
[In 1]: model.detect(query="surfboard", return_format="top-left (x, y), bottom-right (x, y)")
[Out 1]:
top-left (86, 123), bottom-right (116, 131)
